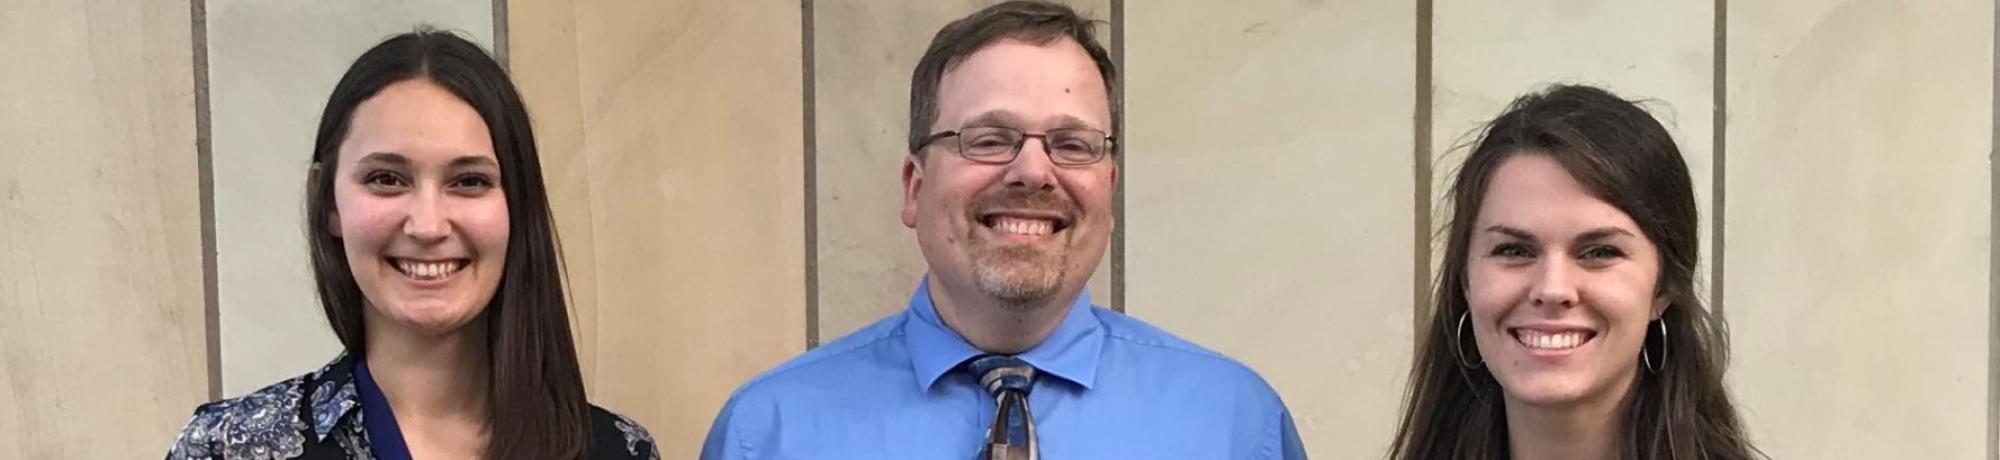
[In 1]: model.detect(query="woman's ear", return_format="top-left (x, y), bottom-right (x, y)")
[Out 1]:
top-left (311, 162), bottom-right (342, 238)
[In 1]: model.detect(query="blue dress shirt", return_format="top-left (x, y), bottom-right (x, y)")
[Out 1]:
top-left (701, 279), bottom-right (1307, 459)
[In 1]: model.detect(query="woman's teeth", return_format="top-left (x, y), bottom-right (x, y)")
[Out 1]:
top-left (395, 259), bottom-right (464, 280)
top-left (1514, 330), bottom-right (1591, 350)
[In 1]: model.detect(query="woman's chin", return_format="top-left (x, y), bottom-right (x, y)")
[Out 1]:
top-left (375, 301), bottom-right (485, 336)
top-left (1498, 374), bottom-right (1604, 409)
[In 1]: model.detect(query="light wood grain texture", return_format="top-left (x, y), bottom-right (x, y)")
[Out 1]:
top-left (1123, 1), bottom-right (1416, 456)
top-left (0, 1), bottom-right (206, 457)
top-left (1725, 0), bottom-right (1992, 457)
top-left (509, 1), bottom-right (808, 457)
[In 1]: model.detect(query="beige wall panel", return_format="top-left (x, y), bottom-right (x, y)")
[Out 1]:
top-left (0, 1), bottom-right (207, 457)
top-left (813, 0), bottom-right (1113, 342)
top-left (1123, 1), bottom-right (1415, 456)
top-left (508, 1), bottom-right (807, 457)
top-left (206, 0), bottom-right (494, 395)
top-left (1724, 0), bottom-right (1992, 458)
top-left (508, 0), bottom-right (601, 389)
top-left (1432, 0), bottom-right (1716, 310)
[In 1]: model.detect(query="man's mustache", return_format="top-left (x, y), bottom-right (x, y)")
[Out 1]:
top-left (967, 188), bottom-right (1079, 224)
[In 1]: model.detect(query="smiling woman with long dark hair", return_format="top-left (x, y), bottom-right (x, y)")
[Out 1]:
top-left (167, 28), bottom-right (658, 460)
top-left (1389, 84), bottom-right (1762, 460)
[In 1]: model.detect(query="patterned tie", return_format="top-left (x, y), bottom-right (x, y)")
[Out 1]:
top-left (966, 355), bottom-right (1038, 460)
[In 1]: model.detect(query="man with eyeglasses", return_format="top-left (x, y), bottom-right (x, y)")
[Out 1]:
top-left (701, 2), bottom-right (1305, 459)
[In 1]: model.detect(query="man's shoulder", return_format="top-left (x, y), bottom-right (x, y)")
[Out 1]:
top-left (1092, 306), bottom-right (1236, 363)
top-left (724, 311), bottom-right (912, 402)
top-left (704, 311), bottom-right (921, 455)
top-left (1091, 307), bottom-right (1281, 394)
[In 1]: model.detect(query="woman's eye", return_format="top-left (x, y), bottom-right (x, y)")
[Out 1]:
top-left (1578, 245), bottom-right (1627, 261)
top-left (450, 174), bottom-right (496, 190)
top-left (1489, 243), bottom-right (1534, 259)
top-left (364, 171), bottom-right (407, 188)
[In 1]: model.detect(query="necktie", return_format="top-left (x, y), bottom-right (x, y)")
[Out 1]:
top-left (966, 355), bottom-right (1038, 460)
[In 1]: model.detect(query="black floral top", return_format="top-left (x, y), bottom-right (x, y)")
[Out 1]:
top-left (165, 354), bottom-right (661, 460)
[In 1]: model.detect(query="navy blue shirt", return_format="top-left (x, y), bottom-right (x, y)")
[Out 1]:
top-left (354, 360), bottom-right (412, 460)
top-left (167, 354), bottom-right (665, 460)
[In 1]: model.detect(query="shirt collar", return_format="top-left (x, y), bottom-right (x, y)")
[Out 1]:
top-left (903, 277), bottom-right (1105, 392)
top-left (303, 353), bottom-right (362, 442)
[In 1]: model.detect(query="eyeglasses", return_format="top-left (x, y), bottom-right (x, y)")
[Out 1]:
top-left (917, 126), bottom-right (1116, 166)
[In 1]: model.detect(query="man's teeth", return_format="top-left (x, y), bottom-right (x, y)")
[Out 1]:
top-left (396, 259), bottom-right (463, 280)
top-left (993, 217), bottom-right (1054, 236)
top-left (1515, 330), bottom-right (1590, 350)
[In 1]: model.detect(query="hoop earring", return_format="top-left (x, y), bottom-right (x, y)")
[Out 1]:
top-left (1453, 312), bottom-right (1483, 369)
top-left (1642, 318), bottom-right (1667, 373)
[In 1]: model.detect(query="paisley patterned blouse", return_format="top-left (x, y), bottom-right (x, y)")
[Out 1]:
top-left (165, 354), bottom-right (661, 460)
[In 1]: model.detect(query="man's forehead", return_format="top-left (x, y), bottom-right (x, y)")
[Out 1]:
top-left (941, 37), bottom-right (1100, 80)
top-left (932, 39), bottom-right (1111, 129)
top-left (942, 34), bottom-right (1082, 66)
top-left (957, 110), bottom-right (1099, 130)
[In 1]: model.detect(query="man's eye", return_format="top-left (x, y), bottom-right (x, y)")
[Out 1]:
top-left (1052, 140), bottom-right (1093, 152)
top-left (968, 136), bottom-right (1015, 149)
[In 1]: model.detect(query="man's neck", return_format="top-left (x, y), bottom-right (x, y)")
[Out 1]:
top-left (927, 273), bottom-right (1078, 354)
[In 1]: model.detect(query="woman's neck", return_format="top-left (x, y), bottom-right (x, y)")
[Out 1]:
top-left (363, 312), bottom-right (493, 456)
top-left (1502, 381), bottom-right (1633, 460)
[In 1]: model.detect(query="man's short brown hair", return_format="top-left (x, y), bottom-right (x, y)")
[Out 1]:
top-left (907, 1), bottom-right (1119, 156)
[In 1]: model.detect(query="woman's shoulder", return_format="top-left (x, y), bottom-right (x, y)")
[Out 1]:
top-left (168, 375), bottom-right (314, 459)
top-left (165, 356), bottom-right (359, 460)
top-left (587, 405), bottom-right (662, 460)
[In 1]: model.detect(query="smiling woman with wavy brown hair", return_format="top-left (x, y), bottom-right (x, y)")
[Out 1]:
top-left (1390, 84), bottom-right (1762, 460)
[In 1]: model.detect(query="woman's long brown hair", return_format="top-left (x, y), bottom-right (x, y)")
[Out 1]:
top-left (1389, 84), bottom-right (1762, 460)
top-left (304, 28), bottom-right (590, 459)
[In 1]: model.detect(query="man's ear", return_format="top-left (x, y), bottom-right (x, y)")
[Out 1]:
top-left (1106, 161), bottom-right (1119, 232)
top-left (901, 154), bottom-right (924, 229)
